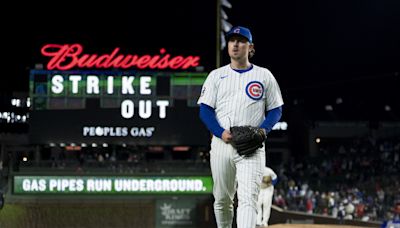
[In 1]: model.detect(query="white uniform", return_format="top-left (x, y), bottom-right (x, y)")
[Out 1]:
top-left (256, 167), bottom-right (277, 227)
top-left (198, 64), bottom-right (284, 228)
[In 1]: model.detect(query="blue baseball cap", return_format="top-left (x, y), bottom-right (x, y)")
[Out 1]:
top-left (226, 26), bottom-right (253, 43)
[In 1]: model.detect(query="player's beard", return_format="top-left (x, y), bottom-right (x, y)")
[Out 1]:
top-left (229, 48), bottom-right (250, 62)
top-left (230, 53), bottom-right (249, 63)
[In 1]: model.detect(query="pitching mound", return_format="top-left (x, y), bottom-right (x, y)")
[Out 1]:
top-left (268, 225), bottom-right (370, 228)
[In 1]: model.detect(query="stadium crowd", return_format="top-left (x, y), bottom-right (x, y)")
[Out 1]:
top-left (273, 135), bottom-right (400, 222)
top-left (4, 126), bottom-right (399, 223)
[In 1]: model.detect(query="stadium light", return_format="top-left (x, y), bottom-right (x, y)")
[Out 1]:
top-left (325, 105), bottom-right (333, 111)
top-left (217, 0), bottom-right (233, 67)
top-left (221, 0), bottom-right (232, 8)
top-left (27, 97), bottom-right (31, 107)
top-left (173, 146), bottom-right (190, 152)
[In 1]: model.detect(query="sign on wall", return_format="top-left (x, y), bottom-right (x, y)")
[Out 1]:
top-left (28, 44), bottom-right (209, 145)
top-left (29, 69), bottom-right (209, 145)
top-left (156, 198), bottom-right (198, 228)
top-left (14, 176), bottom-right (213, 195)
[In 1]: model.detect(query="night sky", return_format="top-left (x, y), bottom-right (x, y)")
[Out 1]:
top-left (3, 0), bottom-right (400, 105)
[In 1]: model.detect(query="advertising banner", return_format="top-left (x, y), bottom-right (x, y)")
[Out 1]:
top-left (13, 176), bottom-right (213, 195)
top-left (156, 198), bottom-right (198, 228)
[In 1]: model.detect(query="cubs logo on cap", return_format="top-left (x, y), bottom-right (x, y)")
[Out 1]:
top-left (245, 81), bottom-right (264, 100)
top-left (226, 26), bottom-right (253, 43)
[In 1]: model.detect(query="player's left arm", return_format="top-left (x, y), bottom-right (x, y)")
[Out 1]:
top-left (260, 71), bottom-right (284, 134)
top-left (271, 169), bottom-right (278, 186)
top-left (272, 177), bottom-right (278, 186)
top-left (259, 106), bottom-right (282, 134)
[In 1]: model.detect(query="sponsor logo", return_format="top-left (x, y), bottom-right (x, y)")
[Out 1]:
top-left (160, 203), bottom-right (193, 225)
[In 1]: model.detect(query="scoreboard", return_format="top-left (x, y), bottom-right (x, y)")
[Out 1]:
top-left (29, 70), bottom-right (210, 146)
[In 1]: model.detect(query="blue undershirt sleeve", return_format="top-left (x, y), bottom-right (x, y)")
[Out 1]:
top-left (199, 103), bottom-right (225, 138)
top-left (260, 106), bottom-right (283, 134)
top-left (272, 177), bottom-right (278, 186)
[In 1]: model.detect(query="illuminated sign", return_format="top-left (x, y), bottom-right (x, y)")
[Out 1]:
top-left (50, 74), bottom-right (168, 119)
top-left (13, 176), bottom-right (213, 195)
top-left (29, 70), bottom-right (210, 145)
top-left (41, 44), bottom-right (201, 70)
top-left (82, 126), bottom-right (155, 137)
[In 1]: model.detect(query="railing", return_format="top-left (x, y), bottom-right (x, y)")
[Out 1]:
top-left (13, 159), bottom-right (211, 175)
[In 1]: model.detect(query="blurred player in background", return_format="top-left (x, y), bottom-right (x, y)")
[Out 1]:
top-left (257, 166), bottom-right (278, 227)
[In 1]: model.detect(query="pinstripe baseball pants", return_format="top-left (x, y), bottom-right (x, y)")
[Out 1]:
top-left (210, 137), bottom-right (264, 228)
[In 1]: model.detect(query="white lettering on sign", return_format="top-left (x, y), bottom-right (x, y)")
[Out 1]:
top-left (130, 127), bottom-right (155, 137)
top-left (156, 100), bottom-right (169, 119)
top-left (49, 75), bottom-right (170, 119)
top-left (122, 76), bottom-right (135, 94)
top-left (107, 76), bottom-right (114, 94)
top-left (86, 76), bottom-right (100, 94)
top-left (82, 126), bottom-right (154, 137)
top-left (121, 100), bottom-right (134, 119)
top-left (140, 76), bottom-right (151, 95)
top-left (50, 75), bottom-right (156, 95)
top-left (69, 75), bottom-right (82, 94)
top-left (138, 100), bottom-right (151, 119)
top-left (48, 179), bottom-right (84, 192)
top-left (113, 179), bottom-right (204, 192)
top-left (16, 177), bottom-right (210, 194)
top-left (22, 179), bottom-right (47, 192)
top-left (120, 100), bottom-right (169, 119)
top-left (87, 179), bottom-right (112, 192)
top-left (51, 75), bottom-right (64, 94)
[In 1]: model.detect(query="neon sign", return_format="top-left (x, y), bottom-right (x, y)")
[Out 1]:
top-left (50, 74), bottom-right (169, 119)
top-left (41, 44), bottom-right (201, 70)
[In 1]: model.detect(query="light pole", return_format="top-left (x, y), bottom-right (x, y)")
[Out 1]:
top-left (216, 0), bottom-right (232, 68)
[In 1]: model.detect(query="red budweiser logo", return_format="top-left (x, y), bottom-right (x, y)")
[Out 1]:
top-left (41, 44), bottom-right (201, 70)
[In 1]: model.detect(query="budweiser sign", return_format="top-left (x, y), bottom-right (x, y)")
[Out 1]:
top-left (41, 44), bottom-right (201, 70)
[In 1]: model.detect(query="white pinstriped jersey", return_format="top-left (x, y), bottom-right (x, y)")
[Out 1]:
top-left (197, 64), bottom-right (284, 130)
top-left (263, 167), bottom-right (277, 181)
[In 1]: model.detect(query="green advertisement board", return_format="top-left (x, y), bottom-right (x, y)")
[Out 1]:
top-left (13, 176), bottom-right (213, 195)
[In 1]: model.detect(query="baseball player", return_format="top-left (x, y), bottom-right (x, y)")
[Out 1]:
top-left (197, 26), bottom-right (284, 228)
top-left (256, 166), bottom-right (278, 227)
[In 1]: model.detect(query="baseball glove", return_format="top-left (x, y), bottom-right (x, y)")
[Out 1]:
top-left (230, 126), bottom-right (266, 157)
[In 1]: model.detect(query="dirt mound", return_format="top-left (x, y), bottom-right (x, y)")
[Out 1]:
top-left (268, 225), bottom-right (371, 228)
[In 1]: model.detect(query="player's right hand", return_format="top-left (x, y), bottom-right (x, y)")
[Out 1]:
top-left (221, 130), bottom-right (232, 143)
